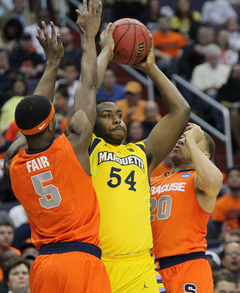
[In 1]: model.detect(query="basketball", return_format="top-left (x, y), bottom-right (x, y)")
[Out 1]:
top-left (112, 18), bottom-right (151, 65)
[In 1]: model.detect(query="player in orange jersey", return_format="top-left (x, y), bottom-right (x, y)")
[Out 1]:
top-left (151, 123), bottom-right (223, 293)
top-left (3, 1), bottom-right (111, 292)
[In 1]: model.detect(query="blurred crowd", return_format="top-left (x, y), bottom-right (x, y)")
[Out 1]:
top-left (1, 0), bottom-right (240, 291)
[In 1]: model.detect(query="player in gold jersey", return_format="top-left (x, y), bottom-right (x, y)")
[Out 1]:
top-left (73, 24), bottom-right (191, 293)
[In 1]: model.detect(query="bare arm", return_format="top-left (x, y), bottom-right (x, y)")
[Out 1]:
top-left (4, 136), bottom-right (27, 177)
top-left (133, 35), bottom-right (191, 175)
top-left (96, 23), bottom-right (117, 92)
top-left (73, 0), bottom-right (102, 130)
top-left (185, 123), bottom-right (223, 213)
top-left (34, 21), bottom-right (64, 101)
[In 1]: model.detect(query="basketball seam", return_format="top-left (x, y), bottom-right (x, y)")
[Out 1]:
top-left (126, 22), bottom-right (137, 65)
top-left (114, 22), bottom-right (131, 55)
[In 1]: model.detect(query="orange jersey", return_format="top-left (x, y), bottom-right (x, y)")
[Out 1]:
top-left (152, 31), bottom-right (186, 58)
top-left (151, 170), bottom-right (211, 259)
top-left (4, 121), bottom-right (19, 142)
top-left (10, 134), bottom-right (101, 249)
top-left (212, 193), bottom-right (240, 229)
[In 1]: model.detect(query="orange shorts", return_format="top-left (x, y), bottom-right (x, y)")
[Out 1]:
top-left (30, 251), bottom-right (112, 293)
top-left (155, 254), bottom-right (213, 293)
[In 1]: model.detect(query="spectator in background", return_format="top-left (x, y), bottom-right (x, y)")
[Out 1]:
top-left (0, 221), bottom-right (20, 257)
top-left (54, 84), bottom-right (71, 123)
top-left (201, 0), bottom-right (237, 27)
top-left (217, 62), bottom-right (240, 153)
top-left (3, 75), bottom-right (30, 103)
top-left (0, 18), bottom-right (23, 52)
top-left (3, 259), bottom-right (30, 293)
top-left (142, 100), bottom-right (161, 138)
top-left (123, 120), bottom-right (144, 144)
top-left (55, 62), bottom-right (79, 111)
top-left (116, 81), bottom-right (147, 124)
top-left (214, 269), bottom-right (238, 293)
top-left (206, 250), bottom-right (221, 277)
top-left (9, 32), bottom-right (45, 79)
top-left (216, 29), bottom-right (239, 66)
top-left (191, 43), bottom-right (231, 129)
top-left (211, 167), bottom-right (240, 238)
top-left (224, 17), bottom-right (240, 52)
top-left (191, 44), bottom-right (231, 97)
top-left (96, 66), bottom-right (125, 102)
top-left (179, 25), bottom-right (216, 80)
top-left (171, 0), bottom-right (201, 41)
top-left (0, 249), bottom-right (20, 291)
top-left (153, 14), bottom-right (186, 77)
top-left (0, 0), bottom-right (35, 29)
top-left (139, 0), bottom-right (161, 33)
top-left (24, 9), bottom-right (60, 59)
top-left (8, 205), bottom-right (28, 229)
top-left (0, 49), bottom-right (16, 109)
top-left (221, 242), bottom-right (240, 288)
top-left (58, 26), bottom-right (81, 79)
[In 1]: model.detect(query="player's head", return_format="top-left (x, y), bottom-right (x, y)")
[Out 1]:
top-left (15, 95), bottom-right (56, 141)
top-left (172, 127), bottom-right (215, 165)
top-left (214, 269), bottom-right (237, 293)
top-left (94, 99), bottom-right (127, 145)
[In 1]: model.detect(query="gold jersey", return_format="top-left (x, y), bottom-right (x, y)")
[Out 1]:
top-left (89, 134), bottom-right (153, 255)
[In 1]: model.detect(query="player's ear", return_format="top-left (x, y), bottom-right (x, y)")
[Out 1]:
top-left (204, 152), bottom-right (210, 160)
top-left (48, 121), bottom-right (54, 132)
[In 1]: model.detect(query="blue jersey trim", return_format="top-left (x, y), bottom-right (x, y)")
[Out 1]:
top-left (89, 137), bottom-right (101, 156)
top-left (39, 241), bottom-right (102, 259)
top-left (156, 252), bottom-right (206, 270)
top-left (135, 143), bottom-right (146, 154)
top-left (25, 140), bottom-right (54, 154)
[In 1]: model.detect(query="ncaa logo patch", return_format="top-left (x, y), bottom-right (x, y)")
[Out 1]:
top-left (181, 173), bottom-right (191, 178)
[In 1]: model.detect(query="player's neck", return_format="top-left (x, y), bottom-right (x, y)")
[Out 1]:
top-left (171, 162), bottom-right (194, 174)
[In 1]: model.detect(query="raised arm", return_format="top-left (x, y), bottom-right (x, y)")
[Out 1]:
top-left (34, 21), bottom-right (64, 101)
top-left (133, 35), bottom-right (191, 175)
top-left (96, 23), bottom-right (117, 92)
top-left (184, 123), bottom-right (223, 212)
top-left (72, 0), bottom-right (102, 129)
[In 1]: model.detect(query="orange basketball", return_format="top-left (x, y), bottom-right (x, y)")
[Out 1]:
top-left (112, 18), bottom-right (151, 65)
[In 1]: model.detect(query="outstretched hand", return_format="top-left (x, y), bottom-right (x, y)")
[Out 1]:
top-left (131, 33), bottom-right (156, 72)
top-left (35, 21), bottom-right (64, 65)
top-left (99, 22), bottom-right (117, 61)
top-left (76, 0), bottom-right (102, 37)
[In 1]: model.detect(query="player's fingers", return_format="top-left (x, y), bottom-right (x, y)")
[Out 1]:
top-left (36, 26), bottom-right (44, 40)
top-left (42, 21), bottom-right (50, 40)
top-left (97, 1), bottom-right (102, 16)
top-left (88, 0), bottom-right (93, 14)
top-left (109, 22), bottom-right (117, 34)
top-left (93, 0), bottom-right (98, 15)
top-left (56, 34), bottom-right (62, 47)
top-left (82, 0), bottom-right (87, 13)
top-left (50, 21), bottom-right (56, 40)
top-left (75, 9), bottom-right (82, 17)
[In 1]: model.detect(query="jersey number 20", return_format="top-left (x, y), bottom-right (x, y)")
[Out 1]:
top-left (31, 171), bottom-right (62, 209)
top-left (150, 195), bottom-right (172, 221)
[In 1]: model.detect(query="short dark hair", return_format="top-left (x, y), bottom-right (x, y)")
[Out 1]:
top-left (214, 269), bottom-right (237, 288)
top-left (15, 95), bottom-right (52, 139)
top-left (227, 166), bottom-right (240, 176)
top-left (0, 220), bottom-right (14, 230)
top-left (203, 131), bottom-right (215, 161)
top-left (96, 98), bottom-right (116, 106)
top-left (3, 259), bottom-right (30, 283)
top-left (55, 84), bottom-right (69, 99)
top-left (106, 66), bottom-right (118, 77)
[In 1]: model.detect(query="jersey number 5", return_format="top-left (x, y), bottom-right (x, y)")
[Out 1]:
top-left (31, 171), bottom-right (62, 209)
top-left (150, 195), bottom-right (172, 221)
